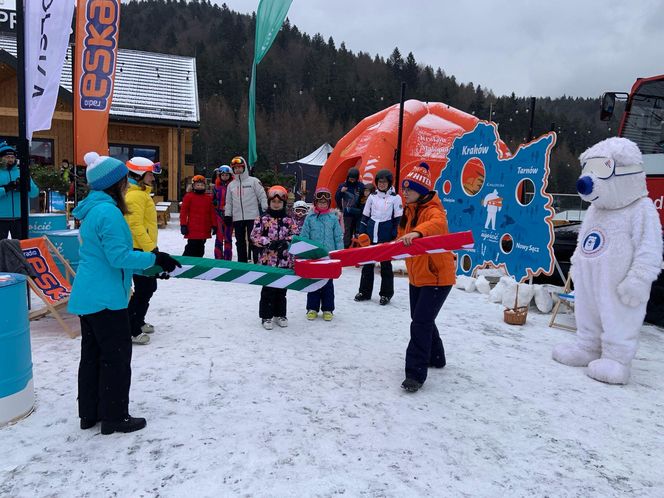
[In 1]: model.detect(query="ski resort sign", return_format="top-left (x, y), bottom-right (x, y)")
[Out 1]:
top-left (434, 122), bottom-right (556, 282)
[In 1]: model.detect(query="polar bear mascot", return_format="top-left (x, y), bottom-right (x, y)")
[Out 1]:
top-left (552, 137), bottom-right (663, 384)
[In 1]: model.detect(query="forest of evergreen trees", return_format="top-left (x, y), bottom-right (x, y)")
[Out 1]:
top-left (120, 0), bottom-right (624, 193)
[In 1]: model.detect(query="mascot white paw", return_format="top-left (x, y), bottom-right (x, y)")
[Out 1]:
top-left (617, 275), bottom-right (651, 307)
top-left (587, 358), bottom-right (630, 385)
top-left (552, 342), bottom-right (600, 367)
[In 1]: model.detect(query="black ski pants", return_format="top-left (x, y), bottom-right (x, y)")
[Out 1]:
top-left (359, 261), bottom-right (394, 299)
top-left (405, 284), bottom-right (452, 384)
top-left (78, 308), bottom-right (133, 422)
top-left (128, 274), bottom-right (157, 337)
top-left (0, 218), bottom-right (22, 240)
top-left (183, 239), bottom-right (206, 257)
top-left (234, 220), bottom-right (258, 263)
top-left (259, 287), bottom-right (287, 319)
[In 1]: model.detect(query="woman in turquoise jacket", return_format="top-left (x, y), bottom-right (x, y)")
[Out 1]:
top-left (300, 187), bottom-right (343, 321)
top-left (68, 152), bottom-right (180, 435)
top-left (0, 142), bottom-right (39, 239)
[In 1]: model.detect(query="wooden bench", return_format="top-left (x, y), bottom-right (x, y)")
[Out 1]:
top-left (156, 205), bottom-right (170, 228)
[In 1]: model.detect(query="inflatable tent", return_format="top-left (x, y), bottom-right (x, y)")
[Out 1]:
top-left (317, 100), bottom-right (510, 202)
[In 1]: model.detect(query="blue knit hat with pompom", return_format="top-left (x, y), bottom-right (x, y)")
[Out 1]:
top-left (84, 152), bottom-right (128, 190)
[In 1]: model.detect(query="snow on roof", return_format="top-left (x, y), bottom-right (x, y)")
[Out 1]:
top-left (0, 34), bottom-right (199, 126)
top-left (283, 143), bottom-right (333, 167)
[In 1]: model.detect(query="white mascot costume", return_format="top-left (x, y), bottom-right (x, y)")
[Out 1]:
top-left (552, 137), bottom-right (663, 384)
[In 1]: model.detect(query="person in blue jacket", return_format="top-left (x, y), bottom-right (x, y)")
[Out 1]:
top-left (300, 187), bottom-right (344, 321)
top-left (68, 152), bottom-right (180, 435)
top-left (0, 142), bottom-right (39, 239)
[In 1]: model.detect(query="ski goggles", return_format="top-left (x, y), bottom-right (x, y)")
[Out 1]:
top-left (581, 157), bottom-right (643, 179)
top-left (230, 157), bottom-right (246, 167)
top-left (268, 185), bottom-right (288, 201)
top-left (314, 190), bottom-right (332, 201)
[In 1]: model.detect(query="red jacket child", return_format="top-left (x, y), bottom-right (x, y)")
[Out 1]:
top-left (180, 175), bottom-right (217, 257)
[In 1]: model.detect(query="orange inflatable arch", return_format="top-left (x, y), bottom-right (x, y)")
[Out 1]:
top-left (317, 100), bottom-right (511, 204)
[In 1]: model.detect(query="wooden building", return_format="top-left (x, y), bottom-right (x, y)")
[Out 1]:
top-left (0, 34), bottom-right (199, 201)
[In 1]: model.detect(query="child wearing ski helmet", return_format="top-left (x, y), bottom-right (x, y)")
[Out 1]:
top-left (397, 162), bottom-right (455, 393)
top-left (124, 157), bottom-right (162, 345)
top-left (250, 185), bottom-right (300, 330)
top-left (291, 200), bottom-right (309, 231)
top-left (300, 186), bottom-right (344, 321)
top-left (355, 169), bottom-right (403, 305)
top-left (180, 175), bottom-right (217, 257)
top-left (212, 165), bottom-right (234, 260)
top-left (68, 152), bottom-right (180, 434)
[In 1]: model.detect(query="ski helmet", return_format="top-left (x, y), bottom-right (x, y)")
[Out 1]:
top-left (126, 157), bottom-right (160, 177)
top-left (293, 200), bottom-right (309, 214)
top-left (374, 169), bottom-right (393, 190)
top-left (267, 185), bottom-right (288, 201)
top-left (347, 167), bottom-right (360, 180)
top-left (192, 175), bottom-right (206, 184)
top-left (217, 165), bottom-right (232, 175)
top-left (230, 156), bottom-right (247, 172)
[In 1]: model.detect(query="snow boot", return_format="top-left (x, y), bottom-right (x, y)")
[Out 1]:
top-left (141, 322), bottom-right (155, 334)
top-left (401, 378), bottom-right (423, 393)
top-left (80, 417), bottom-right (98, 430)
top-left (131, 332), bottom-right (150, 345)
top-left (262, 319), bottom-right (274, 330)
top-left (306, 310), bottom-right (318, 320)
top-left (354, 292), bottom-right (370, 302)
top-left (275, 317), bottom-right (288, 328)
top-left (323, 311), bottom-right (333, 321)
top-left (379, 296), bottom-right (391, 306)
top-left (101, 416), bottom-right (147, 435)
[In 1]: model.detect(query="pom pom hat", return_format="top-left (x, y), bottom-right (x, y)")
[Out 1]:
top-left (84, 151), bottom-right (128, 190)
top-left (402, 162), bottom-right (433, 196)
top-left (0, 141), bottom-right (16, 157)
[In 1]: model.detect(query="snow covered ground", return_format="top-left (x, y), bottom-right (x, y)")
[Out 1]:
top-left (2, 218), bottom-right (664, 497)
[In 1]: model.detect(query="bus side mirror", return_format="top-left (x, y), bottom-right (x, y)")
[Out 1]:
top-left (600, 92), bottom-right (616, 121)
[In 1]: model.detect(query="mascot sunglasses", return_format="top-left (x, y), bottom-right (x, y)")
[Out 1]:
top-left (582, 157), bottom-right (644, 179)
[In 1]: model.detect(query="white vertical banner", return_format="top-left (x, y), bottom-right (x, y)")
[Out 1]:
top-left (24, 0), bottom-right (75, 141)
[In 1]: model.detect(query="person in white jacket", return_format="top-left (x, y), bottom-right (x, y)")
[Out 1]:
top-left (552, 137), bottom-right (663, 385)
top-left (224, 156), bottom-right (267, 263)
top-left (355, 169), bottom-right (403, 305)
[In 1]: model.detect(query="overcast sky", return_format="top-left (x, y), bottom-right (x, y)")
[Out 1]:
top-left (213, 0), bottom-right (664, 98)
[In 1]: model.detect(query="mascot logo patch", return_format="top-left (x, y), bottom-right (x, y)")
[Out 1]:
top-left (581, 229), bottom-right (606, 256)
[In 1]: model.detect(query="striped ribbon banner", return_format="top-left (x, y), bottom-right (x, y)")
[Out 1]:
top-left (143, 256), bottom-right (328, 292)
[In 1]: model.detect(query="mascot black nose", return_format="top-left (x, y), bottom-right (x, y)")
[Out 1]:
top-left (577, 176), bottom-right (594, 196)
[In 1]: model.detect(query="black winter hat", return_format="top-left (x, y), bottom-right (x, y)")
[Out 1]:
top-left (347, 167), bottom-right (360, 180)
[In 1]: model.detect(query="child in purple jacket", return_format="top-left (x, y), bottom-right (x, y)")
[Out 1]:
top-left (250, 185), bottom-right (300, 330)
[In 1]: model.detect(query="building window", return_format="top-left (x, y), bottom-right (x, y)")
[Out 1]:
top-left (110, 144), bottom-right (159, 163)
top-left (0, 137), bottom-right (55, 166)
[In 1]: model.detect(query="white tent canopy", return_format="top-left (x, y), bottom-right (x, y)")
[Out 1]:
top-left (285, 143), bottom-right (333, 167)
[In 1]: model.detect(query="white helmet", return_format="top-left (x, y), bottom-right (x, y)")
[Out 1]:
top-left (293, 200), bottom-right (309, 212)
top-left (126, 157), bottom-right (160, 177)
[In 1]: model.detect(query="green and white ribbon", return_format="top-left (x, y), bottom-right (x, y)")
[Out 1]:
top-left (144, 256), bottom-right (328, 292)
top-left (288, 236), bottom-right (330, 260)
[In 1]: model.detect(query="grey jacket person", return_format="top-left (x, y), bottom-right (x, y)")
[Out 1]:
top-left (224, 166), bottom-right (268, 222)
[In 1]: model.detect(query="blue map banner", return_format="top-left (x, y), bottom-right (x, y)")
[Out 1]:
top-left (434, 122), bottom-right (556, 282)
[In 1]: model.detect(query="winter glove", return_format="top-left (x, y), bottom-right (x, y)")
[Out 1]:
top-left (154, 252), bottom-right (182, 273)
top-left (617, 275), bottom-right (651, 307)
top-left (268, 240), bottom-right (288, 252)
top-left (156, 272), bottom-right (171, 280)
top-left (180, 225), bottom-right (188, 236)
top-left (211, 226), bottom-right (217, 236)
top-left (223, 216), bottom-right (233, 226)
top-left (3, 180), bottom-right (18, 192)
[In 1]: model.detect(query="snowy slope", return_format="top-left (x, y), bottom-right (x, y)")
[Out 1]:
top-left (1, 218), bottom-right (663, 497)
